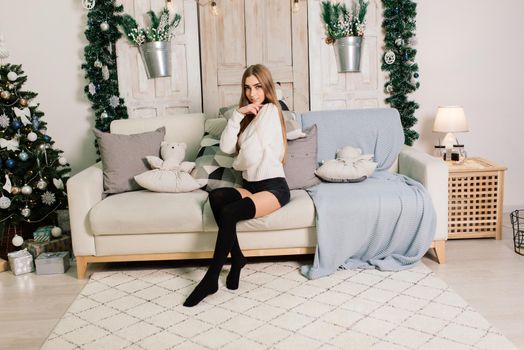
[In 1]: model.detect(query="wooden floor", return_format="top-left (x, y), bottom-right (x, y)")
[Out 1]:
top-left (1, 215), bottom-right (523, 350)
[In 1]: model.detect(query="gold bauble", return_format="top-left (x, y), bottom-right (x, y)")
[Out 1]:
top-left (0, 91), bottom-right (10, 99)
top-left (23, 125), bottom-right (32, 133)
top-left (11, 186), bottom-right (21, 195)
top-left (19, 98), bottom-right (28, 107)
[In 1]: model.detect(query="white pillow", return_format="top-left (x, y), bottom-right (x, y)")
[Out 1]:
top-left (134, 170), bottom-right (206, 193)
top-left (315, 153), bottom-right (377, 183)
top-left (283, 111), bottom-right (306, 140)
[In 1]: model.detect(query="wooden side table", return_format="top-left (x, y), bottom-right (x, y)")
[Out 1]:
top-left (447, 157), bottom-right (507, 239)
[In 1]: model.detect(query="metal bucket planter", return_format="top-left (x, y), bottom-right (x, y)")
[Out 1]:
top-left (333, 36), bottom-right (362, 73)
top-left (138, 41), bottom-right (172, 79)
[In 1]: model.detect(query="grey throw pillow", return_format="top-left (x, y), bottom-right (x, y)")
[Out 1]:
top-left (283, 125), bottom-right (321, 190)
top-left (93, 127), bottom-right (166, 194)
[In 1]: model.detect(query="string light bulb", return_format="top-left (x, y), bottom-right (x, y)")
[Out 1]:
top-left (211, 1), bottom-right (219, 16)
top-left (292, 0), bottom-right (300, 13)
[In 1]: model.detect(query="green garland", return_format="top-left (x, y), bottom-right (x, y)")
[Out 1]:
top-left (82, 0), bottom-right (128, 155)
top-left (381, 0), bottom-right (420, 146)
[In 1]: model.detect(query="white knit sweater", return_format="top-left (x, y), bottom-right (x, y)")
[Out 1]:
top-left (220, 103), bottom-right (285, 181)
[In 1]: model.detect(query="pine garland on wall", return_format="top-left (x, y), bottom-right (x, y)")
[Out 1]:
top-left (82, 0), bottom-right (128, 154)
top-left (381, 0), bottom-right (420, 146)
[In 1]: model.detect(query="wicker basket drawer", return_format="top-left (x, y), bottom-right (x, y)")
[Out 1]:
top-left (447, 158), bottom-right (506, 239)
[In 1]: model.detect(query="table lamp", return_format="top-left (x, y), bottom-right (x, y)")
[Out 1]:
top-left (433, 106), bottom-right (469, 160)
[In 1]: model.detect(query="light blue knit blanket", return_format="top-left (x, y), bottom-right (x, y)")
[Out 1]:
top-left (298, 108), bottom-right (436, 279)
top-left (300, 171), bottom-right (436, 279)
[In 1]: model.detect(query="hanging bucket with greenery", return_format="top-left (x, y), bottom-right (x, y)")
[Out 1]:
top-left (321, 0), bottom-right (368, 73)
top-left (121, 7), bottom-right (181, 79)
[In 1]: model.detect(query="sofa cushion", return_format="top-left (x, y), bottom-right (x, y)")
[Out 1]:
top-left (93, 127), bottom-right (166, 195)
top-left (89, 190), bottom-right (208, 235)
top-left (283, 125), bottom-right (321, 190)
top-left (203, 189), bottom-right (315, 232)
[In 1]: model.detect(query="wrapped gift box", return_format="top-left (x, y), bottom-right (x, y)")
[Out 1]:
top-left (35, 251), bottom-right (70, 275)
top-left (23, 235), bottom-right (72, 259)
top-left (8, 248), bottom-right (34, 276)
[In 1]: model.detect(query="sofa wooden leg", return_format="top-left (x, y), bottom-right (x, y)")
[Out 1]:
top-left (76, 256), bottom-right (88, 279)
top-left (433, 240), bottom-right (446, 264)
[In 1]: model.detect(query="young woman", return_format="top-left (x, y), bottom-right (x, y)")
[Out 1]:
top-left (184, 64), bottom-right (289, 307)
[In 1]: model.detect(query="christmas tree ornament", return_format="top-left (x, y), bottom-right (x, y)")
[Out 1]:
top-left (3, 174), bottom-right (12, 193)
top-left (12, 233), bottom-right (24, 246)
top-left (109, 95), bottom-right (120, 108)
top-left (94, 59), bottom-right (103, 68)
top-left (19, 98), bottom-right (28, 107)
top-left (102, 65), bottom-right (110, 80)
top-left (7, 71), bottom-right (18, 81)
top-left (5, 158), bottom-right (15, 169)
top-left (39, 126), bottom-right (47, 135)
top-left (53, 178), bottom-right (64, 190)
top-left (7, 83), bottom-right (15, 90)
top-left (0, 90), bottom-right (10, 99)
top-left (36, 178), bottom-right (48, 190)
top-left (11, 186), bottom-right (20, 195)
top-left (18, 151), bottom-right (29, 161)
top-left (27, 132), bottom-right (37, 142)
top-left (384, 50), bottom-right (396, 65)
top-left (10, 120), bottom-right (21, 130)
top-left (43, 135), bottom-right (51, 143)
top-left (41, 191), bottom-right (56, 205)
top-left (0, 195), bottom-right (11, 209)
top-left (58, 156), bottom-right (68, 166)
top-left (82, 0), bottom-right (96, 10)
top-left (0, 137), bottom-right (20, 151)
top-left (21, 184), bottom-right (32, 195)
top-left (88, 83), bottom-right (96, 95)
top-left (0, 114), bottom-right (9, 128)
top-left (22, 125), bottom-right (32, 133)
top-left (14, 107), bottom-right (31, 125)
top-left (21, 206), bottom-right (31, 218)
top-left (100, 22), bottom-right (110, 31)
top-left (100, 111), bottom-right (108, 119)
top-left (386, 84), bottom-right (393, 93)
top-left (32, 119), bottom-right (40, 130)
top-left (51, 226), bottom-right (62, 238)
top-left (395, 38), bottom-right (404, 46)
top-left (37, 143), bottom-right (47, 153)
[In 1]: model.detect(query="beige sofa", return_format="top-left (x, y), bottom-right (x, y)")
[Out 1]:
top-left (67, 112), bottom-right (448, 279)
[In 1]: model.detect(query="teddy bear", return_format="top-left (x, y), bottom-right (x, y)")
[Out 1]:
top-left (315, 145), bottom-right (377, 183)
top-left (134, 142), bottom-right (206, 192)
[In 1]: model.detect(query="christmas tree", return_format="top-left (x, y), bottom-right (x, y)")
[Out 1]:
top-left (0, 63), bottom-right (71, 227)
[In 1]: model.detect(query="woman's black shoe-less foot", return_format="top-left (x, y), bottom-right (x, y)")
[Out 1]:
top-left (226, 257), bottom-right (247, 290)
top-left (183, 276), bottom-right (218, 307)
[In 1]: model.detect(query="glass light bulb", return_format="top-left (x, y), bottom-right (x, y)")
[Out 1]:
top-left (211, 1), bottom-right (219, 16)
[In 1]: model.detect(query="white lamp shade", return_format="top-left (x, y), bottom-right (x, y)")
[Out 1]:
top-left (433, 106), bottom-right (469, 133)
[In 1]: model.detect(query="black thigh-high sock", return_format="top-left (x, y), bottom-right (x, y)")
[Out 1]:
top-left (183, 197), bottom-right (256, 307)
top-left (209, 188), bottom-right (248, 289)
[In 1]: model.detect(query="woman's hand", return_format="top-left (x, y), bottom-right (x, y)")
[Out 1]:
top-left (236, 102), bottom-right (262, 116)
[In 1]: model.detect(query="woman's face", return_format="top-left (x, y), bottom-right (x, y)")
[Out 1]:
top-left (244, 75), bottom-right (265, 105)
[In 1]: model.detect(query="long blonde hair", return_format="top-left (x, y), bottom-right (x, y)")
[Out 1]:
top-left (237, 64), bottom-right (288, 163)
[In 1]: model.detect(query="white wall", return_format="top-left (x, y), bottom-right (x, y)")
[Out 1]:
top-left (414, 0), bottom-right (524, 209)
top-left (1, 0), bottom-right (523, 208)
top-left (0, 0), bottom-right (96, 175)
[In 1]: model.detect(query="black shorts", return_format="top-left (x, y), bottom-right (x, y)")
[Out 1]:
top-left (243, 177), bottom-right (290, 207)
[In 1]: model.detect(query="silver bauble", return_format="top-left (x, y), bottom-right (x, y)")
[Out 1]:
top-left (12, 233), bottom-right (24, 247)
top-left (36, 179), bottom-right (48, 190)
top-left (0, 196), bottom-right (11, 209)
top-left (100, 111), bottom-right (108, 119)
top-left (18, 151), bottom-right (29, 161)
top-left (51, 226), bottom-right (62, 238)
top-left (37, 143), bottom-right (47, 153)
top-left (27, 132), bottom-right (37, 142)
top-left (21, 206), bottom-right (31, 218)
top-left (7, 71), bottom-right (18, 81)
top-left (58, 156), bottom-right (68, 166)
top-left (94, 59), bottom-right (103, 68)
top-left (100, 22), bottom-right (109, 31)
top-left (21, 185), bottom-right (32, 195)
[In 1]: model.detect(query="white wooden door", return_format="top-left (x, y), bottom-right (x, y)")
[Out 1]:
top-left (116, 0), bottom-right (201, 118)
top-left (200, 0), bottom-right (309, 115)
top-left (308, 0), bottom-right (385, 110)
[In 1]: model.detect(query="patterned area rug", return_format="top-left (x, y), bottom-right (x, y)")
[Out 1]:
top-left (43, 262), bottom-right (516, 350)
